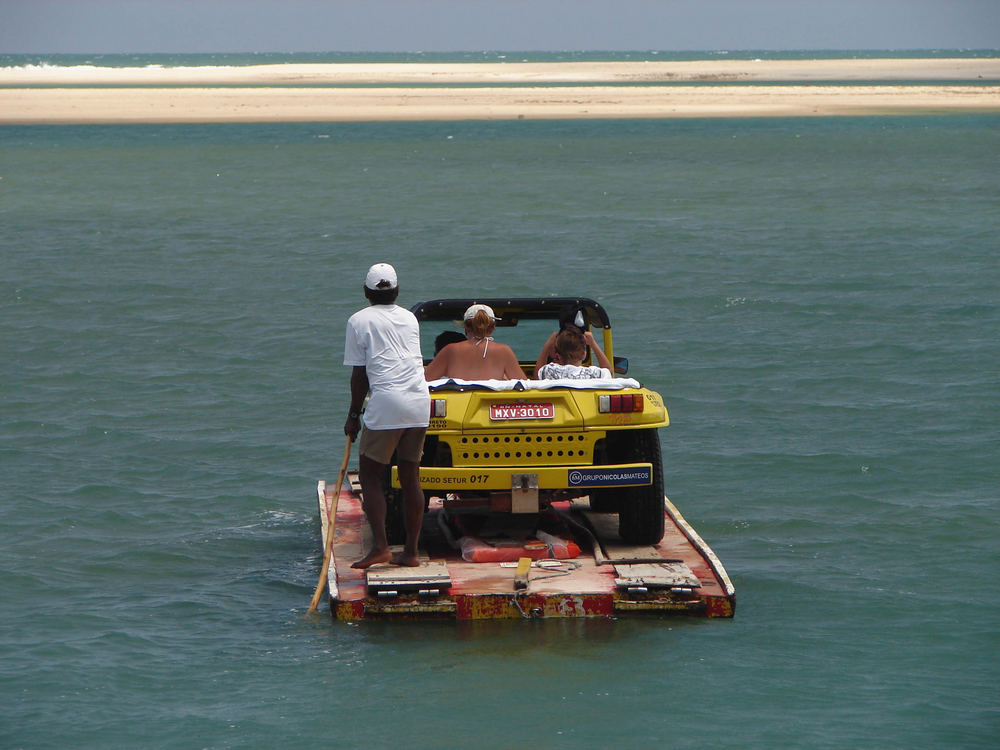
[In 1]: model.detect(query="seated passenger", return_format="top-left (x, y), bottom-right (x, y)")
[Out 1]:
top-left (535, 326), bottom-right (613, 380)
top-left (425, 304), bottom-right (528, 381)
top-left (434, 330), bottom-right (466, 355)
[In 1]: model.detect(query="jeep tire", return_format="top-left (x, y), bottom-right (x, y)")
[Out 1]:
top-left (610, 429), bottom-right (666, 545)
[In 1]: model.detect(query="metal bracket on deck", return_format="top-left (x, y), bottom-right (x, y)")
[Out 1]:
top-left (365, 561), bottom-right (452, 598)
top-left (613, 562), bottom-right (701, 591)
top-left (511, 473), bottom-right (539, 514)
top-left (612, 561), bottom-right (706, 614)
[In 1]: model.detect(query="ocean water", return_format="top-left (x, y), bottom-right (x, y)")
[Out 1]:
top-left (3, 48), bottom-right (998, 68)
top-left (2, 111), bottom-right (999, 748)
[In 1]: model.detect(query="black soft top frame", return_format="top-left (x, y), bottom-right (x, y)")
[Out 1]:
top-left (410, 297), bottom-right (611, 329)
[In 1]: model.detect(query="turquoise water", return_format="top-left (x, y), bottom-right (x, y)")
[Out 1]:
top-left (3, 48), bottom-right (999, 68)
top-left (2, 113), bottom-right (998, 748)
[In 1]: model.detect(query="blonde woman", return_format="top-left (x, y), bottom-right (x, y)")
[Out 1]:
top-left (425, 304), bottom-right (527, 381)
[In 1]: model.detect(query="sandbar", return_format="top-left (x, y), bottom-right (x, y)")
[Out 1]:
top-left (2, 59), bottom-right (998, 123)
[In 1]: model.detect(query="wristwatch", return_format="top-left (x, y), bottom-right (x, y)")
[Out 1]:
top-left (348, 411), bottom-right (361, 419)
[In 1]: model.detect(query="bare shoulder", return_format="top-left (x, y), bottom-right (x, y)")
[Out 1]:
top-left (493, 341), bottom-right (520, 360)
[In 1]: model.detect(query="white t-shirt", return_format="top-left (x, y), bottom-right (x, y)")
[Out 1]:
top-left (344, 304), bottom-right (430, 430)
top-left (537, 362), bottom-right (613, 380)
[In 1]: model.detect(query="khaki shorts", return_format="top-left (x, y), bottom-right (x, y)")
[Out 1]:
top-left (359, 426), bottom-right (427, 465)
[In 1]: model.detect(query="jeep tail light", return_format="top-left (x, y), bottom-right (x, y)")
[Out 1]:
top-left (431, 399), bottom-right (447, 418)
top-left (597, 393), bottom-right (644, 413)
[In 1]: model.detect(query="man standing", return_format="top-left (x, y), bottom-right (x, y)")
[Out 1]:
top-left (343, 263), bottom-right (430, 569)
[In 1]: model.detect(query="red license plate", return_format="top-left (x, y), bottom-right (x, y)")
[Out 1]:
top-left (489, 402), bottom-right (555, 420)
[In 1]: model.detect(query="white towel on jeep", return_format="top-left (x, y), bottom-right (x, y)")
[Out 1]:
top-left (427, 377), bottom-right (642, 391)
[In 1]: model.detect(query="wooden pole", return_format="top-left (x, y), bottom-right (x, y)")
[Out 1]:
top-left (308, 439), bottom-right (353, 614)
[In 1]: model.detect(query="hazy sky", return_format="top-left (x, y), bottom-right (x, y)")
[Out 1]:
top-left (3, 0), bottom-right (999, 54)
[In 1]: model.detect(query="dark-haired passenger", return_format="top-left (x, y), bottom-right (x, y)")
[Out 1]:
top-left (534, 326), bottom-right (613, 380)
top-left (434, 330), bottom-right (466, 355)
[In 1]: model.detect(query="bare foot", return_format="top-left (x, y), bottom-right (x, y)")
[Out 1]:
top-left (351, 548), bottom-right (391, 569)
top-left (390, 551), bottom-right (421, 567)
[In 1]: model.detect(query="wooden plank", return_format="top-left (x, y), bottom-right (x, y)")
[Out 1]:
top-left (605, 544), bottom-right (661, 560)
top-left (663, 496), bottom-right (736, 597)
top-left (579, 510), bottom-right (682, 564)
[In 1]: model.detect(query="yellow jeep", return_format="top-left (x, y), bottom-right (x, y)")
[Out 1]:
top-left (387, 297), bottom-right (669, 546)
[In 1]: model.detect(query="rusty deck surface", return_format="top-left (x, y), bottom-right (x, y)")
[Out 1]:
top-left (316, 472), bottom-right (734, 620)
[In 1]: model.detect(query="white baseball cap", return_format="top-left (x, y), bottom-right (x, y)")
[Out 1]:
top-left (463, 303), bottom-right (501, 321)
top-left (364, 263), bottom-right (398, 290)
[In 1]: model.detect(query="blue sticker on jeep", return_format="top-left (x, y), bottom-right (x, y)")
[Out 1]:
top-left (568, 468), bottom-right (651, 486)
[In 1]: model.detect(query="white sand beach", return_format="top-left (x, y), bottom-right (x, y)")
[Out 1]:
top-left (2, 59), bottom-right (998, 123)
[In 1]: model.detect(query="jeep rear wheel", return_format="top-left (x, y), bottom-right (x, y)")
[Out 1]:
top-left (588, 437), bottom-right (622, 513)
top-left (610, 429), bottom-right (665, 545)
